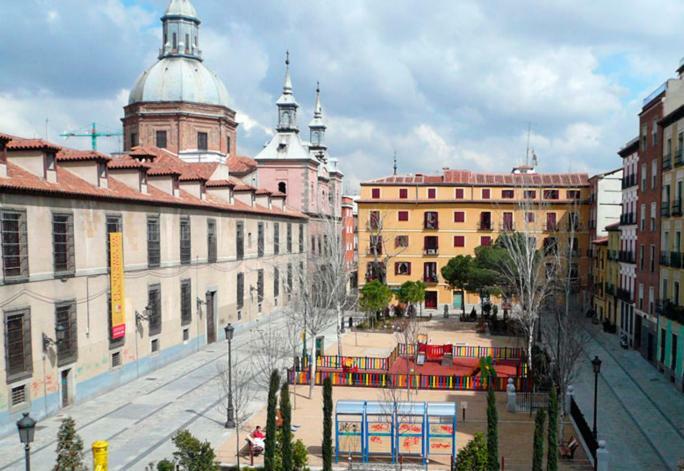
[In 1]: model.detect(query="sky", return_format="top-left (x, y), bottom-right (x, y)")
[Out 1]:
top-left (2, 0), bottom-right (684, 191)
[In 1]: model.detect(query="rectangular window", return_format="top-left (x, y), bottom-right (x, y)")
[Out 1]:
top-left (546, 212), bottom-right (557, 231)
top-left (371, 188), bottom-right (380, 199)
top-left (455, 188), bottom-right (464, 199)
top-left (207, 218), bottom-right (217, 263)
top-left (274, 223), bottom-right (280, 254)
top-left (526, 212), bottom-right (535, 223)
top-left (454, 235), bottom-right (465, 247)
top-left (652, 160), bottom-right (657, 190)
top-left (106, 214), bottom-right (122, 269)
top-left (236, 221), bottom-right (244, 260)
top-left (423, 262), bottom-right (438, 282)
top-left (287, 223), bottom-right (292, 253)
top-left (151, 338), bottom-right (160, 353)
top-left (482, 189), bottom-right (490, 199)
top-left (236, 273), bottom-right (244, 309)
top-left (148, 284), bottom-right (162, 336)
top-left (428, 188), bottom-right (436, 199)
top-left (155, 130), bottom-right (167, 149)
top-left (147, 216), bottom-right (160, 268)
top-left (479, 212), bottom-right (492, 230)
top-left (180, 216), bottom-right (191, 265)
top-left (424, 211), bottom-right (439, 229)
top-left (454, 211), bottom-right (465, 223)
top-left (2, 210), bottom-right (29, 282)
top-left (130, 132), bottom-right (138, 148)
top-left (640, 245), bottom-right (644, 270)
top-left (567, 190), bottom-right (581, 199)
top-left (257, 222), bottom-right (264, 257)
top-left (395, 262), bottom-right (411, 275)
top-left (650, 245), bottom-right (655, 272)
top-left (399, 188), bottom-right (408, 199)
top-left (10, 385), bottom-right (27, 406)
top-left (544, 189), bottom-right (559, 199)
top-left (652, 120), bottom-right (657, 146)
top-left (501, 190), bottom-right (514, 199)
top-left (423, 236), bottom-right (438, 254)
top-left (480, 236), bottom-right (492, 246)
top-left (287, 263), bottom-right (293, 293)
top-left (398, 211), bottom-right (409, 221)
top-left (641, 164), bottom-right (647, 191)
top-left (197, 132), bottom-right (208, 151)
top-left (4, 308), bottom-right (32, 383)
top-left (369, 211), bottom-right (380, 230)
top-left (180, 279), bottom-right (192, 326)
top-left (395, 235), bottom-right (409, 248)
top-left (52, 213), bottom-right (74, 276)
top-left (298, 224), bottom-right (304, 252)
top-left (55, 301), bottom-right (78, 366)
top-left (370, 235), bottom-right (383, 255)
top-left (502, 212), bottom-right (513, 231)
top-left (274, 267), bottom-right (280, 297)
top-left (524, 190), bottom-right (536, 199)
top-left (257, 269), bottom-right (264, 303)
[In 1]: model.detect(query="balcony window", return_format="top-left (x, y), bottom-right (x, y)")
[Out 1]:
top-left (369, 211), bottom-right (380, 230)
top-left (479, 212), bottom-right (492, 230)
top-left (369, 235), bottom-right (383, 255)
top-left (424, 236), bottom-right (438, 255)
top-left (546, 212), bottom-right (557, 231)
top-left (395, 262), bottom-right (411, 275)
top-left (423, 262), bottom-right (438, 283)
top-left (502, 212), bottom-right (513, 231)
top-left (544, 189), bottom-right (559, 200)
top-left (424, 212), bottom-right (439, 229)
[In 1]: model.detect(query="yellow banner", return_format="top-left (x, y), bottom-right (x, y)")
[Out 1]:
top-left (109, 233), bottom-right (126, 340)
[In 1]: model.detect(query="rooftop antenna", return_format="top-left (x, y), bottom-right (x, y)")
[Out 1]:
top-left (61, 122), bottom-right (122, 151)
top-left (525, 121), bottom-right (531, 166)
top-left (393, 150), bottom-right (397, 175)
top-left (44, 118), bottom-right (49, 140)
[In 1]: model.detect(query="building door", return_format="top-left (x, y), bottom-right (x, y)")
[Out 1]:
top-left (61, 369), bottom-right (70, 407)
top-left (425, 291), bottom-right (438, 309)
top-left (634, 315), bottom-right (642, 350)
top-left (453, 291), bottom-right (463, 310)
top-left (206, 291), bottom-right (216, 344)
top-left (647, 332), bottom-right (655, 363)
top-left (671, 334), bottom-right (678, 381)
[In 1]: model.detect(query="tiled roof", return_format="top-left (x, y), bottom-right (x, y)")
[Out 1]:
top-left (0, 132), bottom-right (306, 221)
top-left (227, 155), bottom-right (257, 175)
top-left (605, 222), bottom-right (620, 230)
top-left (366, 169), bottom-right (590, 187)
top-left (128, 146), bottom-right (159, 158)
top-left (206, 179), bottom-right (236, 188)
top-left (57, 148), bottom-right (111, 162)
top-left (6, 138), bottom-right (61, 152)
top-left (592, 237), bottom-right (608, 245)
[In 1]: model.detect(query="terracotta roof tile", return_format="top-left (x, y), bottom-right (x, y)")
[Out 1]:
top-left (108, 155), bottom-right (151, 170)
top-left (206, 179), bottom-right (236, 188)
top-left (6, 138), bottom-right (61, 152)
top-left (365, 169), bottom-right (590, 187)
top-left (57, 148), bottom-right (111, 162)
top-left (227, 155), bottom-right (257, 175)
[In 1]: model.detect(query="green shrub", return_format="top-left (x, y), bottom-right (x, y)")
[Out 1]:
top-left (171, 429), bottom-right (218, 470)
top-left (457, 432), bottom-right (488, 471)
top-left (532, 408), bottom-right (546, 471)
top-left (157, 459), bottom-right (175, 471)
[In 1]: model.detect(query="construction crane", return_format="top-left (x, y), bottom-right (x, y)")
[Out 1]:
top-left (61, 122), bottom-right (122, 151)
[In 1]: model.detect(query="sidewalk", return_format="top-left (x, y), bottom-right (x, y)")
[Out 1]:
top-left (571, 319), bottom-right (684, 470)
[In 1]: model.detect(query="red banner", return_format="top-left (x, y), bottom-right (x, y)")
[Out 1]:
top-left (417, 343), bottom-right (452, 361)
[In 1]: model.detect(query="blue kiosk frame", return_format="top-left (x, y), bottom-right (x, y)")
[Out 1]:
top-left (335, 400), bottom-right (457, 465)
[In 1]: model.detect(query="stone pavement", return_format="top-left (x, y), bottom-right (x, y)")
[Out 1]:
top-left (0, 309), bottom-right (340, 471)
top-left (571, 318), bottom-right (684, 470)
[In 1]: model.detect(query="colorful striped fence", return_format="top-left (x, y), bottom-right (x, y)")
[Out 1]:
top-left (288, 368), bottom-right (530, 392)
top-left (316, 355), bottom-right (388, 370)
top-left (397, 343), bottom-right (525, 360)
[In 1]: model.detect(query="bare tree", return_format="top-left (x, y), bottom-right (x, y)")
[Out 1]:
top-left (249, 327), bottom-right (290, 390)
top-left (291, 216), bottom-right (355, 397)
top-left (364, 209), bottom-right (408, 285)
top-left (216, 359), bottom-right (257, 470)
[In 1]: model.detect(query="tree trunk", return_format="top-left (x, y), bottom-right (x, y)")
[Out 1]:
top-left (309, 332), bottom-right (317, 399)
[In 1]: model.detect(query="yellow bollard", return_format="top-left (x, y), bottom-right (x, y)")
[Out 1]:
top-left (92, 440), bottom-right (108, 471)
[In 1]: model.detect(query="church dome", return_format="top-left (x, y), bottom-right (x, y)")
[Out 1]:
top-left (128, 57), bottom-right (230, 108)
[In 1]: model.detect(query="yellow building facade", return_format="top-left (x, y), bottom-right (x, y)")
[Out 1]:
top-left (592, 238), bottom-right (609, 322)
top-left (358, 168), bottom-right (591, 311)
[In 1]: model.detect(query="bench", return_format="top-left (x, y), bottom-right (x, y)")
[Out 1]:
top-left (559, 436), bottom-right (579, 459)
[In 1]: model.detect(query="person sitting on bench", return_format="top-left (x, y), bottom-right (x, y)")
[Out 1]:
top-left (246, 426), bottom-right (266, 453)
top-left (559, 436), bottom-right (579, 459)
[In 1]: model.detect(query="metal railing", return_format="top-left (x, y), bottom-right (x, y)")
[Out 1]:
top-left (663, 154), bottom-right (672, 170)
top-left (570, 397), bottom-right (598, 460)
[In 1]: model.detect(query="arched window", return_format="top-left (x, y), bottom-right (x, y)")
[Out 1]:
top-left (278, 182), bottom-right (287, 194)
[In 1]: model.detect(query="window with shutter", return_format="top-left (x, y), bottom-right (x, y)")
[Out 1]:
top-left (148, 284), bottom-right (162, 336)
top-left (482, 189), bottom-right (490, 199)
top-left (257, 223), bottom-right (264, 257)
top-left (287, 223), bottom-right (292, 253)
top-left (4, 308), bottom-right (32, 383)
top-left (371, 188), bottom-right (380, 199)
top-left (299, 224), bottom-right (304, 252)
top-left (501, 190), bottom-right (514, 199)
top-left (180, 279), bottom-right (192, 326)
top-left (237, 273), bottom-right (244, 309)
top-left (398, 211), bottom-right (409, 221)
top-left (147, 216), bottom-right (160, 268)
top-left (56, 301), bottom-right (78, 366)
top-left (454, 236), bottom-right (465, 247)
top-left (399, 188), bottom-right (408, 199)
top-left (180, 217), bottom-right (191, 265)
top-left (274, 267), bottom-right (280, 297)
top-left (455, 188), bottom-right (464, 199)
top-left (105, 215), bottom-right (122, 270)
top-left (424, 212), bottom-right (438, 229)
top-left (427, 188), bottom-right (436, 199)
top-left (236, 222), bottom-right (244, 260)
top-left (395, 236), bottom-right (409, 248)
top-left (53, 213), bottom-right (75, 276)
top-left (454, 211), bottom-right (465, 223)
top-left (2, 210), bottom-right (29, 282)
top-left (207, 218), bottom-right (217, 263)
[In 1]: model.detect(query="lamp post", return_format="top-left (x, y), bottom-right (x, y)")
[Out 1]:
top-left (224, 323), bottom-right (235, 428)
top-left (42, 324), bottom-right (66, 352)
top-left (591, 355), bottom-right (601, 440)
top-left (16, 412), bottom-right (36, 471)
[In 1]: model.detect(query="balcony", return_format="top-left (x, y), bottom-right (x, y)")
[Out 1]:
top-left (544, 223), bottom-right (559, 232)
top-left (478, 221), bottom-right (493, 231)
top-left (608, 250), bottom-right (619, 261)
top-left (621, 174), bottom-right (637, 189)
top-left (616, 287), bottom-right (632, 303)
top-left (672, 252), bottom-right (683, 269)
top-left (423, 274), bottom-right (439, 283)
top-left (423, 247), bottom-right (439, 256)
top-left (605, 283), bottom-right (616, 296)
top-left (675, 149), bottom-right (684, 167)
top-left (658, 299), bottom-right (684, 323)
top-left (663, 154), bottom-right (672, 170)
top-left (500, 222), bottom-right (515, 232)
top-left (673, 200), bottom-right (683, 216)
top-left (661, 252), bottom-right (670, 266)
top-left (619, 212), bottom-right (635, 225)
top-left (618, 250), bottom-right (635, 263)
top-left (661, 201), bottom-right (671, 217)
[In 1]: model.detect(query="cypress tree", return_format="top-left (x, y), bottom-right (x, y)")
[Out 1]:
top-left (486, 385), bottom-right (498, 470)
top-left (322, 376), bottom-right (333, 471)
top-left (280, 382), bottom-right (293, 471)
top-left (53, 417), bottom-right (86, 471)
top-left (547, 386), bottom-right (559, 471)
top-left (532, 408), bottom-right (546, 471)
top-left (264, 369), bottom-right (280, 471)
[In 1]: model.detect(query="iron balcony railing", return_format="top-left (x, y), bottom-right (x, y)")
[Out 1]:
top-left (423, 274), bottom-right (439, 283)
top-left (673, 200), bottom-right (683, 216)
top-left (663, 153), bottom-right (672, 170)
top-left (608, 250), bottom-right (619, 261)
top-left (618, 250), bottom-right (635, 263)
top-left (616, 287), bottom-right (632, 302)
top-left (671, 252), bottom-right (683, 268)
top-left (621, 174), bottom-right (637, 189)
top-left (620, 212), bottom-right (635, 225)
top-left (605, 283), bottom-right (616, 296)
top-left (661, 201), bottom-right (671, 217)
top-left (478, 221), bottom-right (493, 231)
top-left (661, 252), bottom-right (671, 266)
top-left (423, 247), bottom-right (439, 256)
top-left (658, 299), bottom-right (684, 323)
top-left (675, 149), bottom-right (684, 167)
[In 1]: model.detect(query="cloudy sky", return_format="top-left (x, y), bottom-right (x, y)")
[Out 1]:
top-left (2, 0), bottom-right (683, 190)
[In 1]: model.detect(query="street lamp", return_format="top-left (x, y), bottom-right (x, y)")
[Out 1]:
top-left (16, 412), bottom-right (36, 471)
top-left (591, 355), bottom-right (601, 440)
top-left (224, 323), bottom-right (236, 428)
top-left (42, 324), bottom-right (65, 352)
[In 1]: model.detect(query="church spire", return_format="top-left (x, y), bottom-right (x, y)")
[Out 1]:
top-left (276, 51), bottom-right (299, 132)
top-left (159, 0), bottom-right (202, 60)
top-left (309, 82), bottom-right (326, 150)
